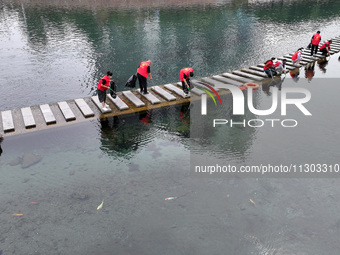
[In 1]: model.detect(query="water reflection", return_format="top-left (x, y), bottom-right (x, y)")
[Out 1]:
top-left (317, 58), bottom-right (329, 73)
top-left (262, 75), bottom-right (284, 95)
top-left (98, 104), bottom-right (191, 158)
top-left (289, 68), bottom-right (300, 82)
top-left (305, 62), bottom-right (315, 82)
top-left (190, 91), bottom-right (258, 159)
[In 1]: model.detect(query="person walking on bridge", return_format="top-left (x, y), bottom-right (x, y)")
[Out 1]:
top-left (97, 71), bottom-right (113, 111)
top-left (310, 31), bottom-right (321, 56)
top-left (180, 67), bottom-right (194, 94)
top-left (137, 60), bottom-right (152, 94)
top-left (319, 40), bottom-right (332, 56)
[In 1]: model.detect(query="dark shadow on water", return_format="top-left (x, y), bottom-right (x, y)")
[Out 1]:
top-left (0, 136), bottom-right (3, 156)
top-left (98, 104), bottom-right (192, 158)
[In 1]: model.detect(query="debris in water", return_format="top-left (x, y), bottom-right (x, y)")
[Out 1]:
top-left (249, 199), bottom-right (256, 207)
top-left (165, 197), bottom-right (177, 200)
top-left (11, 214), bottom-right (24, 217)
top-left (97, 200), bottom-right (104, 210)
top-left (30, 202), bottom-right (38, 204)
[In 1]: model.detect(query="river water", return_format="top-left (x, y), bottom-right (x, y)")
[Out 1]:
top-left (1, 0), bottom-right (340, 254)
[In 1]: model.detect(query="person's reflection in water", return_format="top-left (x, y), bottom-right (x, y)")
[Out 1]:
top-left (99, 116), bottom-right (131, 152)
top-left (305, 62), bottom-right (315, 82)
top-left (289, 68), bottom-right (300, 83)
top-left (139, 112), bottom-right (151, 125)
top-left (262, 76), bottom-right (285, 96)
top-left (179, 104), bottom-right (191, 125)
top-left (318, 58), bottom-right (328, 73)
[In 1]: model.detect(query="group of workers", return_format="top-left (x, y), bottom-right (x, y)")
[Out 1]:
top-left (97, 30), bottom-right (335, 109)
top-left (263, 30), bottom-right (333, 78)
top-left (97, 60), bottom-right (194, 111)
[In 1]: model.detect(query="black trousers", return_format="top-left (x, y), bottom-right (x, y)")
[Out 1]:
top-left (311, 44), bottom-right (318, 55)
top-left (320, 48), bottom-right (328, 56)
top-left (137, 73), bottom-right (147, 93)
top-left (182, 79), bottom-right (191, 94)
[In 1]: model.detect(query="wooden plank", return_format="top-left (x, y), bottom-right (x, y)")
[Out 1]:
top-left (137, 89), bottom-right (161, 104)
top-left (151, 86), bottom-right (177, 101)
top-left (221, 72), bottom-right (254, 83)
top-left (75, 98), bottom-right (95, 118)
top-left (39, 104), bottom-right (56, 125)
top-left (249, 66), bottom-right (266, 72)
top-left (91, 96), bottom-right (112, 113)
top-left (210, 75), bottom-right (243, 86)
top-left (231, 70), bottom-right (263, 81)
top-left (21, 107), bottom-right (36, 128)
top-left (57, 101), bottom-right (76, 121)
top-left (175, 82), bottom-right (205, 96)
top-left (201, 77), bottom-right (237, 90)
top-left (1, 110), bottom-right (15, 132)
top-left (122, 91), bottom-right (145, 107)
top-left (300, 53), bottom-right (317, 61)
top-left (191, 79), bottom-right (220, 92)
top-left (107, 94), bottom-right (129, 110)
top-left (241, 68), bottom-right (268, 78)
top-left (164, 84), bottom-right (190, 98)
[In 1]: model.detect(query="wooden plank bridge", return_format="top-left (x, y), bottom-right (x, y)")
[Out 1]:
top-left (1, 36), bottom-right (340, 136)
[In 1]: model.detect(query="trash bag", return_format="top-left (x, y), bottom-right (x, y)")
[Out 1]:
top-left (125, 74), bottom-right (137, 88)
top-left (109, 80), bottom-right (117, 99)
top-left (307, 43), bottom-right (312, 49)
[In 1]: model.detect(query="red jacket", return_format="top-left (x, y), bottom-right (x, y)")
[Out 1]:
top-left (97, 75), bottom-right (110, 91)
top-left (311, 33), bottom-right (321, 45)
top-left (320, 42), bottom-right (330, 50)
top-left (292, 51), bottom-right (301, 61)
top-left (274, 61), bottom-right (282, 67)
top-left (263, 60), bottom-right (273, 70)
top-left (137, 61), bottom-right (151, 78)
top-left (180, 67), bottom-right (194, 81)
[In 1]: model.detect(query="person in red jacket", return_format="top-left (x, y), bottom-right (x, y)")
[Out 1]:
top-left (97, 71), bottom-right (113, 111)
top-left (180, 67), bottom-right (194, 94)
top-left (292, 48), bottom-right (303, 65)
top-left (137, 60), bottom-right (152, 94)
top-left (274, 59), bottom-right (287, 74)
top-left (319, 40), bottom-right (332, 56)
top-left (263, 57), bottom-right (276, 77)
top-left (310, 31), bottom-right (321, 56)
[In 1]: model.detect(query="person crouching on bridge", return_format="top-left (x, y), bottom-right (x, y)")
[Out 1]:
top-left (263, 57), bottom-right (276, 78)
top-left (180, 67), bottom-right (194, 95)
top-left (274, 59), bottom-right (287, 75)
top-left (292, 48), bottom-right (303, 65)
top-left (97, 71), bottom-right (113, 111)
top-left (137, 60), bottom-right (152, 94)
top-left (320, 40), bottom-right (332, 56)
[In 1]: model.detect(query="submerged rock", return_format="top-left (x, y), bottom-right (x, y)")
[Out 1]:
top-left (21, 153), bottom-right (42, 169)
top-left (9, 157), bottom-right (22, 166)
top-left (70, 192), bottom-right (90, 201)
